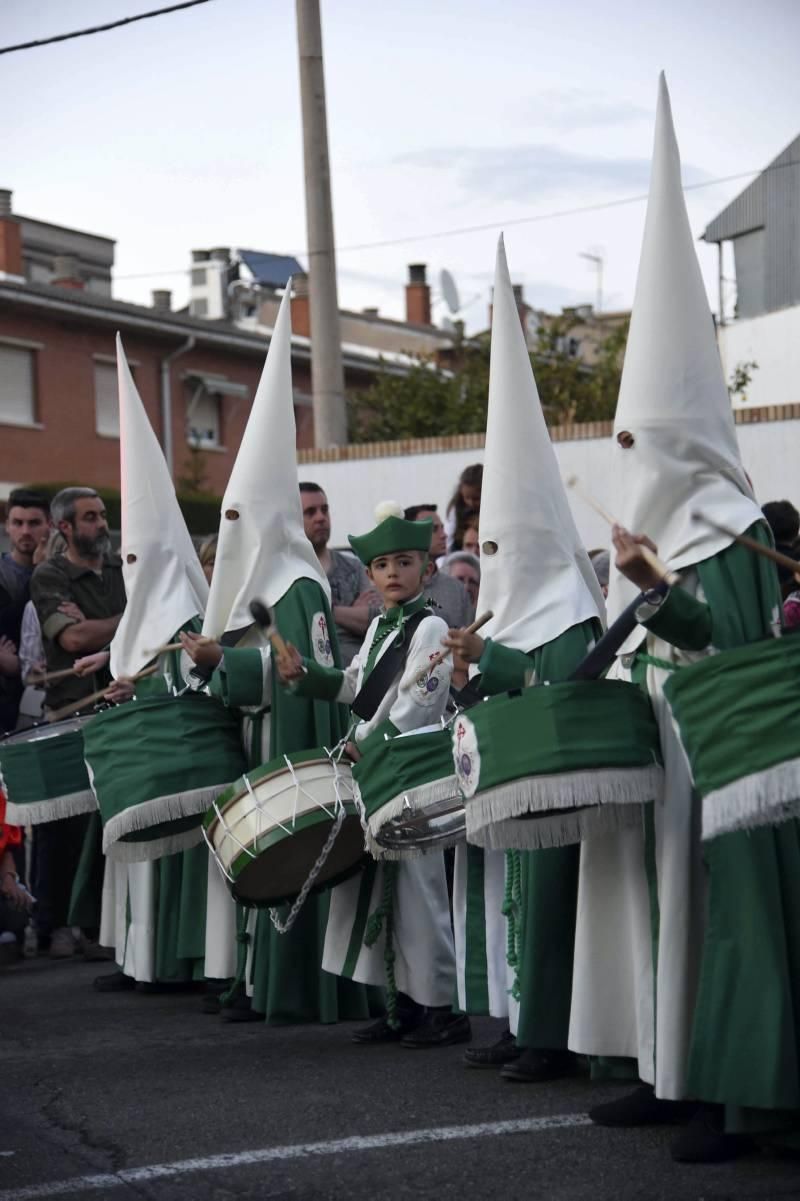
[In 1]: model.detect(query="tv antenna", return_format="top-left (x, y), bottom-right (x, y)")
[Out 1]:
top-left (579, 249), bottom-right (604, 314)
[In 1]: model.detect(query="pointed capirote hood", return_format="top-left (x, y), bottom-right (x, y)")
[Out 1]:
top-left (110, 335), bottom-right (209, 679)
top-left (202, 284), bottom-right (329, 639)
top-left (476, 236), bottom-right (605, 655)
top-left (607, 73), bottom-right (762, 631)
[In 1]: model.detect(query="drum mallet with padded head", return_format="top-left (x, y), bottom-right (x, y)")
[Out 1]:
top-left (249, 599), bottom-right (292, 662)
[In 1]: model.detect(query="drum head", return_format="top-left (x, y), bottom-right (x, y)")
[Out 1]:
top-left (232, 812), bottom-right (366, 906)
top-left (1, 714), bottom-right (93, 745)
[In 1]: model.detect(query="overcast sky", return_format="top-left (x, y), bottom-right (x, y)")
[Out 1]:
top-left (3, 0), bottom-right (799, 329)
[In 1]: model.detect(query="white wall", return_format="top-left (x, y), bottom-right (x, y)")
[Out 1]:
top-left (719, 306), bottom-right (800, 408)
top-left (302, 439), bottom-right (611, 552)
top-left (301, 417), bottom-right (800, 552)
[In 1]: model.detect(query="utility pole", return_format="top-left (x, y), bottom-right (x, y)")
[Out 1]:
top-left (296, 0), bottom-right (348, 447)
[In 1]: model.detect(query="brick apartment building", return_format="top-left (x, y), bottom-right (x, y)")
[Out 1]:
top-left (0, 189), bottom-right (455, 501)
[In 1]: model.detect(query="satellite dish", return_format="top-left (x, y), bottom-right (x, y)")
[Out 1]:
top-left (439, 268), bottom-right (461, 315)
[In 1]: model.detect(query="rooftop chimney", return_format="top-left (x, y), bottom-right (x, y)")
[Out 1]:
top-left (291, 272), bottom-right (310, 337)
top-left (405, 263), bottom-right (431, 326)
top-left (0, 188), bottom-right (23, 280)
top-left (152, 289), bottom-right (172, 312)
top-left (51, 254), bottom-right (84, 290)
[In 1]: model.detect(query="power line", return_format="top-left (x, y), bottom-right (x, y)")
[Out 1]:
top-left (0, 0), bottom-right (214, 56)
top-left (113, 165), bottom-right (764, 281)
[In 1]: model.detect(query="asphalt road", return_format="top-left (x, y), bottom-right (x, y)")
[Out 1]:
top-left (2, 956), bottom-right (799, 1201)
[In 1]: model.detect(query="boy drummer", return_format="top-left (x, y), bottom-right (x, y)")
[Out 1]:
top-left (278, 502), bottom-right (469, 1047)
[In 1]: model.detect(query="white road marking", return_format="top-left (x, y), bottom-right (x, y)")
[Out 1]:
top-left (0, 1113), bottom-right (592, 1200)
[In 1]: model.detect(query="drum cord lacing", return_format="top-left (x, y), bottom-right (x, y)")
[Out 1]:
top-left (267, 746), bottom-right (354, 936)
top-left (502, 850), bottom-right (523, 1002)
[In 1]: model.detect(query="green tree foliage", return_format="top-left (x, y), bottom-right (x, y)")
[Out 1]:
top-left (348, 341), bottom-right (491, 442)
top-left (348, 316), bottom-right (628, 441)
top-left (727, 360), bottom-right (759, 405)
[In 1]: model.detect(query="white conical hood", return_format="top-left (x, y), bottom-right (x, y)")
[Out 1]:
top-left (607, 73), bottom-right (762, 631)
top-left (110, 335), bottom-right (209, 678)
top-left (476, 236), bottom-right (605, 655)
top-left (202, 284), bottom-right (328, 638)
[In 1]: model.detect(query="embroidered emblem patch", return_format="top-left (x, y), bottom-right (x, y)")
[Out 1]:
top-left (311, 612), bottom-right (334, 666)
top-left (453, 715), bottom-right (480, 797)
top-left (413, 653), bottom-right (444, 706)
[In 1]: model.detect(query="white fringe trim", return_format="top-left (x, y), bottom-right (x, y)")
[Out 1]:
top-left (468, 798), bottom-right (643, 851)
top-left (465, 763), bottom-right (663, 842)
top-left (366, 775), bottom-right (463, 860)
top-left (105, 825), bottom-right (205, 863)
top-left (5, 789), bottom-right (98, 826)
top-left (701, 757), bottom-right (800, 841)
top-left (102, 783), bottom-right (230, 857)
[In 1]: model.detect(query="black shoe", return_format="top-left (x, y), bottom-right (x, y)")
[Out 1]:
top-left (463, 1028), bottom-right (520, 1068)
top-left (352, 1010), bottom-right (423, 1044)
top-left (201, 993), bottom-right (222, 1015)
top-left (93, 970), bottom-right (135, 993)
top-left (671, 1105), bottom-right (757, 1164)
top-left (590, 1083), bottom-right (696, 1127)
top-left (401, 1012), bottom-right (472, 1049)
top-left (220, 994), bottom-right (263, 1023)
top-left (501, 1047), bottom-right (580, 1083)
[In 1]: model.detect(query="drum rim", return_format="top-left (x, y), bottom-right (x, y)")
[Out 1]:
top-left (205, 755), bottom-right (353, 829)
top-left (0, 717), bottom-right (92, 745)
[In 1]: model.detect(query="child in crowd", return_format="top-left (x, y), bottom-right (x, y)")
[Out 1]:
top-left (278, 503), bottom-right (467, 1048)
top-left (445, 464), bottom-right (482, 552)
top-left (0, 785), bottom-right (32, 965)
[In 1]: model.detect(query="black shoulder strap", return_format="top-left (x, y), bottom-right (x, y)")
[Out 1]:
top-left (350, 608), bottom-right (430, 721)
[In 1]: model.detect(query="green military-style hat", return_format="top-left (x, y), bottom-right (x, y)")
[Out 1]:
top-left (348, 501), bottom-right (432, 566)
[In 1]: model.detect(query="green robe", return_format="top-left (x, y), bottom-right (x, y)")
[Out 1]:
top-left (477, 617), bottom-right (600, 1048)
top-left (211, 577), bottom-right (372, 1024)
top-left (642, 523), bottom-right (800, 1133)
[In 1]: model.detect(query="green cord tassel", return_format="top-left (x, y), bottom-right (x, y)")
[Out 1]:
top-left (364, 862), bottom-right (400, 1029)
top-left (502, 850), bottom-right (522, 1002)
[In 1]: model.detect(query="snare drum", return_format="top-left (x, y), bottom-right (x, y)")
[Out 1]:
top-left (204, 748), bottom-right (365, 906)
top-left (84, 692), bottom-right (246, 861)
top-left (664, 635), bottom-right (800, 840)
top-left (457, 680), bottom-right (663, 851)
top-left (354, 725), bottom-right (464, 858)
top-left (1, 715), bottom-right (97, 825)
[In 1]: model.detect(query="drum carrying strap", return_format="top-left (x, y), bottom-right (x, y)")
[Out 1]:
top-left (350, 609), bottom-right (429, 721)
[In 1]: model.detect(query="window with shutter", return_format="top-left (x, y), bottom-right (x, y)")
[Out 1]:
top-left (0, 345), bottom-right (36, 426)
top-left (187, 389), bottom-right (221, 448)
top-left (94, 362), bottom-right (120, 437)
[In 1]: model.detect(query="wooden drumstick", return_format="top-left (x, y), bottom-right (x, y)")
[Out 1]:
top-left (28, 665), bottom-right (80, 686)
top-left (565, 475), bottom-right (681, 587)
top-left (248, 599), bottom-right (291, 661)
top-left (48, 664), bottom-right (159, 723)
top-left (401, 610), bottom-right (494, 691)
top-left (693, 511), bottom-right (800, 577)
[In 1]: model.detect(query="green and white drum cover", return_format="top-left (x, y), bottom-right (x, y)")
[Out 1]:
top-left (457, 680), bottom-right (663, 851)
top-left (84, 692), bottom-right (246, 862)
top-left (1, 714), bottom-right (98, 825)
top-left (354, 725), bottom-right (464, 859)
top-left (664, 634), bottom-right (800, 841)
top-left (204, 747), bottom-right (364, 906)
